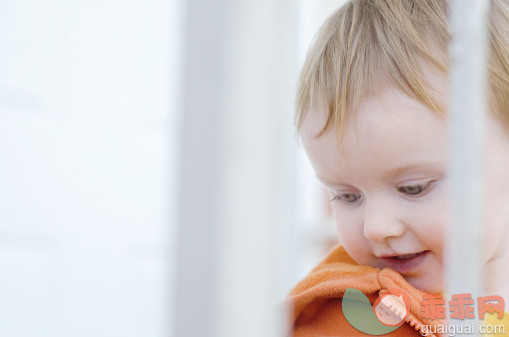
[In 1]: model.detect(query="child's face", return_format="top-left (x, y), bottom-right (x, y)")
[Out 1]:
top-left (301, 87), bottom-right (509, 293)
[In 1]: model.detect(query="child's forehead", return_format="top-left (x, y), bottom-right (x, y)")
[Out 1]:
top-left (301, 87), bottom-right (446, 142)
top-left (300, 88), bottom-right (450, 184)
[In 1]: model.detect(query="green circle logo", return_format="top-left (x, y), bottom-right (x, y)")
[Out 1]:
top-left (342, 288), bottom-right (411, 335)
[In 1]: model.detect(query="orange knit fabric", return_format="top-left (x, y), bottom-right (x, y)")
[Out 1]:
top-left (281, 243), bottom-right (446, 336)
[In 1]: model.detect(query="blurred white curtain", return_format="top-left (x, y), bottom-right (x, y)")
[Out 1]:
top-left (0, 0), bottom-right (176, 336)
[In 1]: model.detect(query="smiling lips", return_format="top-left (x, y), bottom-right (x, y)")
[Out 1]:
top-left (380, 250), bottom-right (428, 259)
top-left (392, 252), bottom-right (426, 260)
top-left (380, 250), bottom-right (430, 274)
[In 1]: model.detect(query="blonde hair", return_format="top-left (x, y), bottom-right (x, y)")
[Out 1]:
top-left (296, 0), bottom-right (509, 143)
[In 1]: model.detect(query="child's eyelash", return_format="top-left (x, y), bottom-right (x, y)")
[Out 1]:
top-left (329, 192), bottom-right (360, 203)
top-left (329, 181), bottom-right (434, 203)
top-left (398, 181), bottom-right (434, 196)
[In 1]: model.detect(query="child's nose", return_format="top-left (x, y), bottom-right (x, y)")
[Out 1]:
top-left (363, 201), bottom-right (406, 243)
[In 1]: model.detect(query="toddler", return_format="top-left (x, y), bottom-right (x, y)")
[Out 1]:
top-left (283, 0), bottom-right (509, 336)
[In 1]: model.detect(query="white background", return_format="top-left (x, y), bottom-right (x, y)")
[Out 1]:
top-left (0, 0), bottom-right (346, 336)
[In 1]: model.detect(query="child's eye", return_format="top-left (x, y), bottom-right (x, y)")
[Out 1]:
top-left (330, 192), bottom-right (361, 203)
top-left (398, 181), bottom-right (433, 197)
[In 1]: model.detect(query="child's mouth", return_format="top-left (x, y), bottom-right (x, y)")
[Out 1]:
top-left (392, 252), bottom-right (424, 260)
top-left (380, 250), bottom-right (430, 274)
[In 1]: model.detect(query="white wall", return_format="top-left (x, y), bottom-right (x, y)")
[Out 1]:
top-left (0, 0), bottom-right (177, 336)
top-left (0, 0), bottom-right (355, 335)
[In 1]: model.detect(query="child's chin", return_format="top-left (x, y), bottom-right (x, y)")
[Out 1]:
top-left (406, 275), bottom-right (444, 294)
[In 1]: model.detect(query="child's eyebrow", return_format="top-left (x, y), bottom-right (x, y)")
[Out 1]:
top-left (383, 161), bottom-right (443, 179)
top-left (315, 161), bottom-right (443, 186)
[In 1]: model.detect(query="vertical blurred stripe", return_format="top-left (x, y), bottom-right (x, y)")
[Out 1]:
top-left (447, 0), bottom-right (488, 335)
top-left (173, 1), bottom-right (297, 337)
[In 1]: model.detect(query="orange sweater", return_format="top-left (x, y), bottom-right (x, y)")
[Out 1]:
top-left (281, 243), bottom-right (446, 337)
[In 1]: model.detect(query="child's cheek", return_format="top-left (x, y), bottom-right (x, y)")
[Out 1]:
top-left (481, 197), bottom-right (509, 262)
top-left (333, 211), bottom-right (371, 262)
top-left (332, 210), bottom-right (358, 244)
top-left (399, 182), bottom-right (448, 255)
